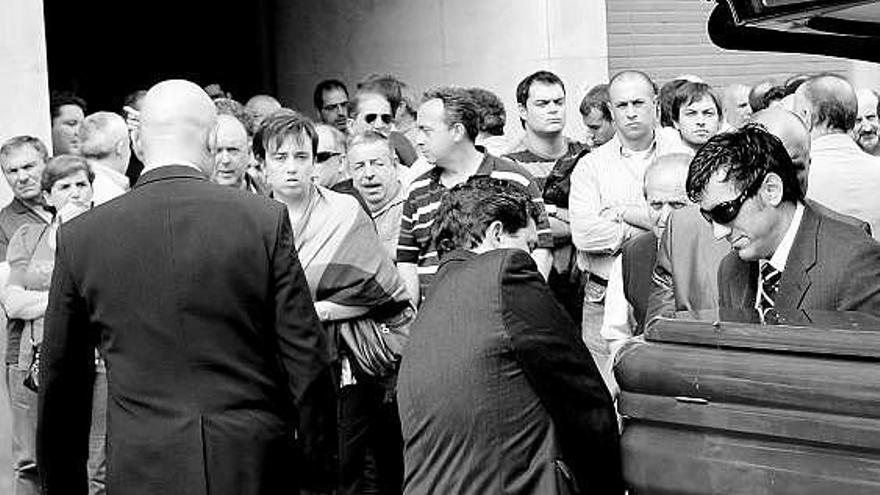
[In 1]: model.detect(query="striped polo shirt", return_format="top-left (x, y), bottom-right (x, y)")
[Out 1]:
top-left (397, 153), bottom-right (553, 299)
top-left (504, 138), bottom-right (589, 196)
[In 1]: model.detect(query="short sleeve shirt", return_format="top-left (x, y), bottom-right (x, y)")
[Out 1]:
top-left (396, 153), bottom-right (553, 298)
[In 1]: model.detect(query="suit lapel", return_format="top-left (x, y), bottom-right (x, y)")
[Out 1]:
top-left (777, 206), bottom-right (818, 310)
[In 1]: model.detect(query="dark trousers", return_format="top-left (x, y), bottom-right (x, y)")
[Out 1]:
top-left (338, 381), bottom-right (403, 495)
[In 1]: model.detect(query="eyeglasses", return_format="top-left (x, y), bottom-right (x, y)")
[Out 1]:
top-left (316, 151), bottom-right (342, 163)
top-left (699, 176), bottom-right (764, 225)
top-left (364, 113), bottom-right (393, 125)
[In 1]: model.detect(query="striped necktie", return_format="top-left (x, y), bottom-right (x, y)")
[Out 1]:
top-left (757, 262), bottom-right (782, 324)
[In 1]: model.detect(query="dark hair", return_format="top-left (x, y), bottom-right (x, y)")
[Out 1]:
top-left (763, 85), bottom-right (788, 107)
top-left (468, 87), bottom-right (506, 136)
top-left (784, 74), bottom-right (812, 95)
top-left (42, 154), bottom-right (94, 193)
top-left (0, 136), bottom-right (49, 169)
top-left (802, 74), bottom-right (858, 132)
top-left (659, 79), bottom-right (688, 127)
top-left (50, 91), bottom-right (87, 121)
top-left (422, 87), bottom-right (480, 142)
top-left (671, 82), bottom-right (722, 123)
top-left (748, 81), bottom-right (775, 112)
top-left (122, 90), bottom-right (147, 111)
top-left (686, 123), bottom-right (803, 204)
top-left (579, 83), bottom-right (611, 121)
top-left (254, 110), bottom-right (318, 161)
top-left (432, 177), bottom-right (538, 257)
top-left (313, 79), bottom-right (349, 111)
top-left (516, 71), bottom-right (565, 107)
top-left (357, 74), bottom-right (405, 115)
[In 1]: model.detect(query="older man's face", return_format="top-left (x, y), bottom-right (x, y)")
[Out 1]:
top-left (645, 167), bottom-right (688, 239)
top-left (348, 141), bottom-right (399, 211)
top-left (854, 91), bottom-right (880, 154)
top-left (211, 118), bottom-right (250, 188)
top-left (1, 145), bottom-right (46, 202)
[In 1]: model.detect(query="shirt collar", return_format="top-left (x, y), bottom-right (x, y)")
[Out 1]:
top-left (616, 131), bottom-right (659, 159)
top-left (92, 163), bottom-right (130, 190)
top-left (372, 181), bottom-right (406, 216)
top-left (767, 202), bottom-right (805, 272)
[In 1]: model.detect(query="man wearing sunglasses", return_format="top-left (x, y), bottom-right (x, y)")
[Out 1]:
top-left (686, 124), bottom-right (880, 322)
top-left (350, 91), bottom-right (418, 168)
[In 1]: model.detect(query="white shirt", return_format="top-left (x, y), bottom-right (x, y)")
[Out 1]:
top-left (756, 202), bottom-right (804, 308)
top-left (91, 163), bottom-right (130, 206)
top-left (570, 128), bottom-right (681, 279)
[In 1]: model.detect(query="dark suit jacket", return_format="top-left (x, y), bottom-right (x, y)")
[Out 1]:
top-left (38, 166), bottom-right (337, 495)
top-left (647, 201), bottom-right (871, 325)
top-left (621, 232), bottom-right (657, 334)
top-left (398, 249), bottom-right (622, 495)
top-left (718, 204), bottom-right (880, 318)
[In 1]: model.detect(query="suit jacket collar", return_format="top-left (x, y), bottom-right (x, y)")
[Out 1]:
top-left (133, 165), bottom-right (208, 189)
top-left (776, 204), bottom-right (819, 309)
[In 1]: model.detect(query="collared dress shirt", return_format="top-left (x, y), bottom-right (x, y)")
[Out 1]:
top-left (755, 202), bottom-right (804, 310)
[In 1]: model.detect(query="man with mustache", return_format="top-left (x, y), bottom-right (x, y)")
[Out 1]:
top-left (853, 88), bottom-right (880, 157)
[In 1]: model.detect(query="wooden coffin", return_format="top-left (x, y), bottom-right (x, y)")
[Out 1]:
top-left (615, 316), bottom-right (880, 494)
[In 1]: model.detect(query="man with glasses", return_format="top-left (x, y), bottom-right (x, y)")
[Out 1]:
top-left (314, 79), bottom-right (350, 133)
top-left (686, 124), bottom-right (880, 322)
top-left (209, 114), bottom-right (267, 195)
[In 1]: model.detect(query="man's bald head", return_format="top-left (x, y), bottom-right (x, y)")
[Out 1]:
top-left (644, 152), bottom-right (691, 238)
top-left (751, 107), bottom-right (811, 193)
top-left (723, 84), bottom-right (752, 129)
top-left (136, 79), bottom-right (218, 173)
top-left (793, 74), bottom-right (857, 135)
top-left (609, 70), bottom-right (658, 96)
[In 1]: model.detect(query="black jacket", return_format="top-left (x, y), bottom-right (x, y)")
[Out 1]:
top-left (38, 166), bottom-right (337, 495)
top-left (397, 249), bottom-right (622, 494)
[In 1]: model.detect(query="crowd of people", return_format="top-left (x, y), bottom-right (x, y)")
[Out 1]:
top-left (2, 65), bottom-right (880, 495)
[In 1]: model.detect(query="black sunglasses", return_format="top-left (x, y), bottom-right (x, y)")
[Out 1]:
top-left (316, 151), bottom-right (341, 163)
top-left (365, 113), bottom-right (393, 125)
top-left (699, 176), bottom-right (764, 225)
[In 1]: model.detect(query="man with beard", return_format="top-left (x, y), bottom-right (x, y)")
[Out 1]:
top-left (853, 88), bottom-right (880, 156)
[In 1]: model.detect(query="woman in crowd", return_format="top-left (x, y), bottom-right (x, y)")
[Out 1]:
top-left (5, 155), bottom-right (106, 495)
top-left (256, 112), bottom-right (413, 495)
top-left (397, 177), bottom-right (622, 495)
